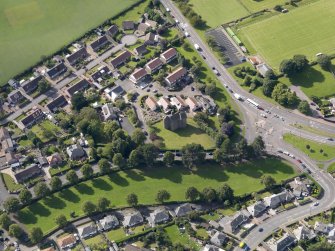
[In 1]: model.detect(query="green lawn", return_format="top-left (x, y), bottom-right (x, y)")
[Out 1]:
top-left (238, 0), bottom-right (335, 70)
top-left (18, 159), bottom-right (296, 233)
top-left (153, 119), bottom-right (215, 150)
top-left (165, 225), bottom-right (200, 250)
top-left (239, 0), bottom-right (288, 13)
top-left (2, 173), bottom-right (23, 192)
top-left (83, 234), bottom-right (106, 247)
top-left (0, 0), bottom-right (141, 85)
top-left (111, 0), bottom-right (149, 27)
top-left (327, 162), bottom-right (335, 173)
top-left (31, 120), bottom-right (63, 143)
top-left (106, 228), bottom-right (127, 242)
top-left (283, 133), bottom-right (335, 161)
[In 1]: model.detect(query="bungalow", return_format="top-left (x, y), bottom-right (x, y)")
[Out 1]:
top-left (14, 164), bottom-right (41, 183)
top-left (263, 190), bottom-right (294, 209)
top-left (129, 68), bottom-right (148, 84)
top-left (101, 103), bottom-right (117, 121)
top-left (47, 152), bottom-right (63, 167)
top-left (145, 57), bottom-right (163, 74)
top-left (160, 48), bottom-right (178, 64)
top-left (145, 32), bottom-right (158, 45)
top-left (57, 234), bottom-right (77, 250)
top-left (66, 144), bottom-right (85, 160)
top-left (170, 96), bottom-right (187, 111)
top-left (110, 51), bottom-right (131, 69)
top-left (90, 35), bottom-right (110, 52)
top-left (133, 44), bottom-right (148, 56)
top-left (21, 108), bottom-right (45, 129)
top-left (7, 90), bottom-right (24, 104)
top-left (145, 96), bottom-right (158, 111)
top-left (66, 47), bottom-right (89, 66)
top-left (21, 75), bottom-right (43, 94)
top-left (201, 244), bottom-right (224, 251)
top-left (105, 85), bottom-right (125, 102)
top-left (46, 95), bottom-right (68, 113)
top-left (145, 20), bottom-right (157, 29)
top-left (185, 97), bottom-right (201, 112)
top-left (256, 63), bottom-right (271, 77)
top-left (210, 230), bottom-right (227, 247)
top-left (107, 24), bottom-right (119, 38)
top-left (157, 97), bottom-right (171, 112)
top-left (148, 208), bottom-right (169, 226)
top-left (175, 203), bottom-right (193, 217)
top-left (195, 95), bottom-right (217, 115)
top-left (165, 67), bottom-right (187, 86)
top-left (123, 211), bottom-right (143, 227)
top-left (293, 226), bottom-right (316, 241)
top-left (77, 223), bottom-right (97, 239)
top-left (46, 62), bottom-right (67, 80)
top-left (247, 201), bottom-right (267, 217)
top-left (267, 233), bottom-right (296, 251)
top-left (97, 215), bottom-right (119, 231)
top-left (137, 23), bottom-right (149, 35)
top-left (221, 210), bottom-right (250, 233)
top-left (314, 221), bottom-right (334, 234)
top-left (6, 152), bottom-right (18, 166)
top-left (66, 79), bottom-right (90, 97)
top-left (122, 21), bottom-right (135, 30)
top-left (90, 65), bottom-right (110, 82)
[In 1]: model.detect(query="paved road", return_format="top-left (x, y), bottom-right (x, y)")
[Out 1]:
top-left (161, 0), bottom-right (335, 249)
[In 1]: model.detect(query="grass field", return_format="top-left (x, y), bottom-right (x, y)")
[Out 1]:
top-left (31, 120), bottom-right (63, 143)
top-left (153, 119), bottom-right (215, 150)
top-left (2, 173), bottom-right (23, 192)
top-left (283, 133), bottom-right (335, 161)
top-left (327, 162), bottom-right (335, 173)
top-left (239, 0), bottom-right (287, 13)
top-left (18, 159), bottom-right (296, 232)
top-left (238, 0), bottom-right (335, 70)
top-left (165, 225), bottom-right (200, 250)
top-left (0, 0), bottom-right (141, 85)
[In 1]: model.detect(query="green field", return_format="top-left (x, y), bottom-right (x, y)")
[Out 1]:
top-left (327, 162), bottom-right (335, 173)
top-left (18, 159), bottom-right (296, 233)
top-left (2, 173), bottom-right (23, 192)
top-left (283, 133), bottom-right (335, 161)
top-left (238, 0), bottom-right (335, 70)
top-left (165, 225), bottom-right (200, 250)
top-left (0, 0), bottom-right (140, 85)
top-left (31, 120), bottom-right (63, 143)
top-left (239, 0), bottom-right (287, 13)
top-left (153, 119), bottom-right (215, 150)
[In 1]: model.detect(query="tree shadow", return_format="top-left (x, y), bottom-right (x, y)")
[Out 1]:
top-left (30, 202), bottom-right (51, 217)
top-left (17, 210), bottom-right (37, 224)
top-left (42, 195), bottom-right (66, 209)
top-left (75, 183), bottom-right (94, 195)
top-left (142, 167), bottom-right (184, 184)
top-left (287, 66), bottom-right (326, 89)
top-left (126, 169), bottom-right (146, 182)
top-left (108, 172), bottom-right (129, 187)
top-left (91, 178), bottom-right (113, 191)
top-left (58, 189), bottom-right (80, 203)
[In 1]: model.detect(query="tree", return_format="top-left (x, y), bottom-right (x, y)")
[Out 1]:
top-left (298, 100), bottom-right (312, 115)
top-left (98, 197), bottom-right (110, 211)
top-left (0, 213), bottom-right (11, 230)
top-left (37, 80), bottom-right (51, 94)
top-left (71, 92), bottom-right (88, 111)
top-left (104, 121), bottom-right (120, 140)
top-left (81, 164), bottom-right (94, 179)
top-left (251, 136), bottom-right (265, 156)
top-left (66, 170), bottom-right (79, 184)
top-left (131, 129), bottom-right (146, 146)
top-left (221, 121), bottom-right (234, 137)
top-left (9, 224), bottom-right (23, 239)
top-left (82, 201), bottom-right (97, 215)
top-left (307, 241), bottom-right (335, 251)
top-left (30, 227), bottom-right (43, 244)
top-left (3, 197), bottom-right (20, 213)
top-left (163, 151), bottom-right (175, 166)
top-left (113, 153), bottom-right (125, 168)
top-left (202, 187), bottom-right (216, 203)
top-left (205, 84), bottom-right (216, 97)
top-left (292, 54), bottom-right (308, 71)
top-left (261, 175), bottom-right (276, 189)
top-left (128, 149), bottom-right (141, 168)
top-left (262, 78), bottom-right (277, 97)
top-left (34, 182), bottom-right (50, 198)
top-left (306, 144), bottom-right (310, 149)
top-left (156, 190), bottom-right (170, 203)
top-left (50, 176), bottom-right (62, 191)
top-left (181, 143), bottom-right (206, 169)
top-left (185, 187), bottom-right (200, 202)
top-left (19, 188), bottom-right (33, 205)
top-left (279, 59), bottom-right (296, 76)
top-left (55, 214), bottom-right (68, 228)
top-left (139, 144), bottom-right (159, 166)
top-left (98, 158), bottom-right (110, 174)
top-left (217, 184), bottom-right (234, 203)
top-left (317, 54), bottom-right (332, 71)
top-left (127, 193), bottom-right (138, 207)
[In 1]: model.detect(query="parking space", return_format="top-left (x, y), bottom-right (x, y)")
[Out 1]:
top-left (206, 28), bottom-right (244, 67)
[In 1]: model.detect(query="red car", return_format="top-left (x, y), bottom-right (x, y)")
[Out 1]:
top-left (297, 159), bottom-right (302, 163)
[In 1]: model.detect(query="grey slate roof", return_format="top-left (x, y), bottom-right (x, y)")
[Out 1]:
top-left (123, 211), bottom-right (143, 227)
top-left (97, 215), bottom-right (119, 231)
top-left (66, 47), bottom-right (89, 66)
top-left (175, 203), bottom-right (193, 217)
top-left (14, 164), bottom-right (41, 183)
top-left (293, 226), bottom-right (316, 241)
top-left (66, 79), bottom-right (90, 97)
top-left (21, 75), bottom-right (42, 94)
top-left (210, 230), bottom-right (226, 246)
top-left (46, 95), bottom-right (68, 112)
top-left (77, 223), bottom-right (97, 238)
top-left (263, 190), bottom-right (294, 209)
top-left (46, 62), bottom-right (67, 79)
top-left (90, 35), bottom-right (110, 52)
top-left (268, 233), bottom-right (296, 251)
top-left (149, 208), bottom-right (169, 224)
top-left (247, 201), bottom-right (267, 217)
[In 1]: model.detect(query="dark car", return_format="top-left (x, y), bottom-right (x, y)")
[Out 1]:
top-left (258, 228), bottom-right (263, 232)
top-left (328, 138), bottom-right (334, 141)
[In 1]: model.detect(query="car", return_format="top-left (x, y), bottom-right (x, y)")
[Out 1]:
top-left (310, 102), bottom-right (316, 106)
top-left (224, 84), bottom-right (228, 88)
top-left (149, 84), bottom-right (153, 88)
top-left (258, 228), bottom-right (263, 232)
top-left (191, 87), bottom-right (195, 91)
top-left (212, 66), bottom-right (215, 70)
top-left (175, 19), bottom-right (179, 23)
top-left (277, 149), bottom-right (283, 153)
top-left (166, 7), bottom-right (170, 12)
top-left (229, 89), bottom-right (233, 93)
top-left (260, 113), bottom-right (267, 118)
top-left (202, 55), bottom-right (206, 60)
top-left (144, 131), bottom-right (148, 136)
top-left (153, 89), bottom-right (157, 93)
top-left (146, 89), bottom-right (150, 92)
top-left (297, 159), bottom-right (302, 163)
top-left (307, 169), bottom-right (312, 174)
top-left (328, 138), bottom-right (334, 141)
top-left (313, 202), bottom-right (319, 206)
top-left (301, 163), bottom-right (307, 168)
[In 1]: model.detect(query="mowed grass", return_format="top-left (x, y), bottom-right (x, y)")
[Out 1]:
top-left (18, 159), bottom-right (296, 233)
top-left (238, 0), bottom-right (335, 70)
top-left (153, 119), bottom-right (215, 150)
top-left (165, 224), bottom-right (200, 250)
top-left (239, 0), bottom-right (287, 13)
top-left (283, 133), bottom-right (335, 161)
top-left (0, 0), bottom-right (140, 85)
top-left (189, 0), bottom-right (249, 27)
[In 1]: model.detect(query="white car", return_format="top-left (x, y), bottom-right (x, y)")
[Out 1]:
top-left (175, 19), bottom-right (179, 24)
top-left (313, 202), bottom-right (319, 206)
top-left (166, 7), bottom-right (170, 12)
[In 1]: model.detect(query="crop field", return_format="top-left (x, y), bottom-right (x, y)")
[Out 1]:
top-left (238, 0), bottom-right (335, 70)
top-left (0, 0), bottom-right (141, 85)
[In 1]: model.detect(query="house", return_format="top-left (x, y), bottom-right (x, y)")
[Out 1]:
top-left (164, 112), bottom-right (187, 131)
top-left (221, 210), bottom-right (250, 233)
top-left (0, 128), bottom-right (14, 153)
top-left (0, 127), bottom-right (10, 141)
top-left (201, 244), bottom-right (224, 251)
top-left (97, 215), bottom-right (119, 231)
top-left (160, 48), bottom-right (178, 63)
top-left (293, 226), bottom-right (316, 241)
top-left (133, 44), bottom-right (148, 56)
top-left (123, 211), bottom-right (144, 227)
top-left (105, 85), bottom-right (125, 102)
top-left (137, 23), bottom-right (149, 35)
top-left (256, 63), bottom-right (271, 77)
top-left (175, 203), bottom-right (193, 217)
top-left (210, 230), bottom-right (227, 247)
top-left (145, 57), bottom-right (163, 74)
top-left (263, 190), bottom-right (294, 209)
top-left (66, 47), bottom-right (89, 66)
top-left (38, 157), bottom-right (48, 166)
top-left (195, 95), bottom-right (217, 115)
top-left (170, 96), bottom-right (187, 111)
top-left (165, 67), bottom-right (188, 86)
top-left (157, 97), bottom-right (171, 112)
top-left (248, 56), bottom-right (262, 66)
top-left (247, 201), bottom-right (267, 217)
top-left (129, 68), bottom-right (148, 84)
top-left (328, 228), bottom-right (335, 241)
top-left (21, 108), bottom-right (45, 129)
top-left (46, 95), bottom-right (68, 113)
top-left (47, 153), bottom-right (63, 167)
top-left (185, 97), bottom-right (201, 112)
top-left (122, 21), bottom-right (135, 30)
top-left (314, 221), bottom-right (334, 234)
top-left (91, 65), bottom-right (111, 82)
top-left (7, 90), bottom-right (24, 104)
top-left (90, 35), bottom-right (110, 52)
top-left (149, 208), bottom-right (169, 226)
top-left (46, 62), bottom-right (67, 80)
top-left (57, 234), bottom-right (77, 250)
top-left (145, 96), bottom-right (158, 111)
top-left (145, 20), bottom-right (157, 29)
top-left (101, 103), bottom-right (117, 121)
top-left (66, 144), bottom-right (85, 160)
top-left (5, 152), bottom-right (18, 166)
top-left (21, 75), bottom-right (43, 94)
top-left (66, 79), bottom-right (90, 97)
top-left (77, 223), bottom-right (98, 239)
top-left (107, 24), bottom-right (119, 38)
top-left (290, 177), bottom-right (311, 198)
top-left (145, 32), bottom-right (158, 45)
top-left (110, 51), bottom-right (132, 69)
top-left (267, 233), bottom-right (296, 251)
top-left (8, 79), bottom-right (18, 88)
top-left (14, 164), bottom-right (41, 183)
